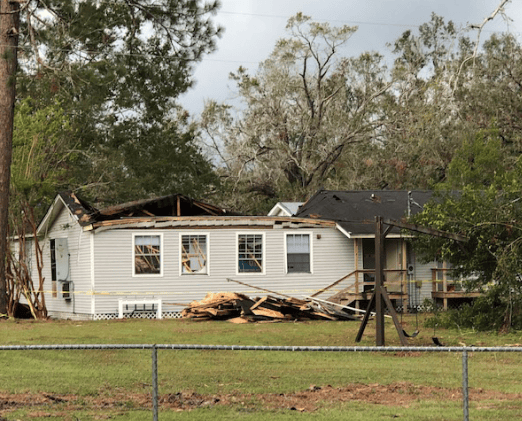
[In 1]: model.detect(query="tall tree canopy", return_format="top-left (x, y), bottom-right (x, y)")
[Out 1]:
top-left (202, 10), bottom-right (521, 216)
top-left (201, 13), bottom-right (392, 212)
top-left (16, 0), bottom-right (223, 205)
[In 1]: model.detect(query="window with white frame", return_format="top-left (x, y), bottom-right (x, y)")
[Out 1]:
top-left (181, 234), bottom-right (208, 274)
top-left (286, 233), bottom-right (311, 273)
top-left (238, 234), bottom-right (263, 273)
top-left (134, 235), bottom-right (162, 275)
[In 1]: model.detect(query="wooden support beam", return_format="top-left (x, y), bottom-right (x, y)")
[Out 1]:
top-left (383, 219), bottom-right (468, 243)
top-left (375, 217), bottom-right (385, 346)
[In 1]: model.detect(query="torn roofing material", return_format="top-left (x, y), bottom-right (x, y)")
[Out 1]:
top-left (96, 194), bottom-right (228, 220)
top-left (44, 192), bottom-right (335, 233)
top-left (48, 192), bottom-right (231, 228)
top-left (58, 191), bottom-right (99, 227)
top-left (296, 190), bottom-right (433, 236)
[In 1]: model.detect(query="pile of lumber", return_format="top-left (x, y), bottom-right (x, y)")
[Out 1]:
top-left (181, 292), bottom-right (359, 323)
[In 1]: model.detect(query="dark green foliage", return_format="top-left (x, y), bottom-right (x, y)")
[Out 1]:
top-left (16, 0), bottom-right (222, 206)
top-left (412, 163), bottom-right (522, 331)
top-left (425, 286), bottom-right (522, 331)
top-left (10, 98), bottom-right (74, 220)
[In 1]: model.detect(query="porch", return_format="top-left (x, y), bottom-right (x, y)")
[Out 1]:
top-left (431, 265), bottom-right (481, 310)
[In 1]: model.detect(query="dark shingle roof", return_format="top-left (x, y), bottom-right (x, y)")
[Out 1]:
top-left (296, 190), bottom-right (433, 235)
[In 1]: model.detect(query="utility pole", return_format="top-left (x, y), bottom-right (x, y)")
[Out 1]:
top-left (0, 0), bottom-right (20, 315)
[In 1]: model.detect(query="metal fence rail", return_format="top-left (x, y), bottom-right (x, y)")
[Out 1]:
top-left (2, 344), bottom-right (522, 421)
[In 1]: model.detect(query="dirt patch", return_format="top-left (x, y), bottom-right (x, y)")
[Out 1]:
top-left (1, 383), bottom-right (520, 416)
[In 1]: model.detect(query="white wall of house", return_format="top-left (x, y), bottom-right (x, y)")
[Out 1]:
top-left (91, 226), bottom-right (355, 317)
top-left (38, 205), bottom-right (93, 319)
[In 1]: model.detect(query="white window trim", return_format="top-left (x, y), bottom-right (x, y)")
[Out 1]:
top-left (179, 232), bottom-right (210, 276)
top-left (284, 232), bottom-right (313, 274)
top-left (236, 232), bottom-right (266, 275)
top-left (132, 232), bottom-right (164, 277)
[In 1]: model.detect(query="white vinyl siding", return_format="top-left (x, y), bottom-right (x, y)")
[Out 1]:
top-left (91, 227), bottom-right (358, 316)
top-left (37, 203), bottom-right (93, 318)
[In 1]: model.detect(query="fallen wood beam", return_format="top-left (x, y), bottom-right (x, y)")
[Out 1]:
top-left (311, 270), bottom-right (357, 297)
top-left (226, 278), bottom-right (294, 299)
top-left (304, 296), bottom-right (392, 319)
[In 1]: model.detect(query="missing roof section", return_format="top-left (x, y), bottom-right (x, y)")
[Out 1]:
top-left (56, 192), bottom-right (232, 227)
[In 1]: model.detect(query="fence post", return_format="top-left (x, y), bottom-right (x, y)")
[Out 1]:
top-left (152, 344), bottom-right (158, 421)
top-left (462, 350), bottom-right (469, 421)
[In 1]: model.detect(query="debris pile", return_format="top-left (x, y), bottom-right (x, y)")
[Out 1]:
top-left (181, 292), bottom-right (359, 323)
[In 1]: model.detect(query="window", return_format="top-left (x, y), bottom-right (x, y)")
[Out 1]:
top-left (286, 234), bottom-right (311, 273)
top-left (238, 234), bottom-right (263, 273)
top-left (134, 235), bottom-right (162, 275)
top-left (181, 234), bottom-right (208, 274)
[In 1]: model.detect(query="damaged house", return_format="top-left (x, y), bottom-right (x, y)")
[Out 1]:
top-left (19, 192), bottom-right (353, 320)
top-left (15, 190), bottom-right (476, 320)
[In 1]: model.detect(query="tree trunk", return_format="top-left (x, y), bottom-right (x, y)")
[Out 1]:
top-left (0, 0), bottom-right (20, 315)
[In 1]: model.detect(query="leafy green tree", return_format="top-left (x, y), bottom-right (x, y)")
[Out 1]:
top-left (455, 33), bottom-right (522, 153)
top-left (411, 161), bottom-right (522, 331)
top-left (10, 98), bottom-right (73, 211)
top-left (366, 13), bottom-right (471, 190)
top-left (437, 130), bottom-right (509, 189)
top-left (16, 0), bottom-right (223, 205)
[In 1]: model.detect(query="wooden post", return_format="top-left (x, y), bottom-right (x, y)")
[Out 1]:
top-left (402, 240), bottom-right (408, 313)
top-left (354, 239), bottom-right (359, 295)
top-left (375, 217), bottom-right (385, 346)
top-left (442, 260), bottom-right (448, 311)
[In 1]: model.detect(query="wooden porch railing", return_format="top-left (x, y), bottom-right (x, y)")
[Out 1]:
top-left (431, 267), bottom-right (480, 310)
top-left (312, 269), bottom-right (408, 300)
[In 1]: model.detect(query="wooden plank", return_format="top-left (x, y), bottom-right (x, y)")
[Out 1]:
top-left (251, 307), bottom-right (285, 319)
top-left (250, 296), bottom-right (268, 311)
top-left (309, 311), bottom-right (338, 320)
top-left (228, 317), bottom-right (250, 324)
top-left (311, 271), bottom-right (357, 297)
top-left (227, 278), bottom-right (294, 299)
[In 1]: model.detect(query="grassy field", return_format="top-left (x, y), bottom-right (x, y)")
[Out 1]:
top-left (1, 316), bottom-right (522, 420)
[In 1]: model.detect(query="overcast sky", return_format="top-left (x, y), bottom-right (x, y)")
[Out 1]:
top-left (179, 0), bottom-right (522, 116)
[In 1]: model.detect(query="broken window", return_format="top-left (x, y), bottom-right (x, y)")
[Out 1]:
top-left (286, 233), bottom-right (310, 273)
top-left (181, 234), bottom-right (208, 274)
top-left (134, 235), bottom-right (162, 275)
top-left (238, 234), bottom-right (263, 273)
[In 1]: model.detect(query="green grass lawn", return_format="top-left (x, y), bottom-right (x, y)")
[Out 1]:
top-left (1, 316), bottom-right (522, 420)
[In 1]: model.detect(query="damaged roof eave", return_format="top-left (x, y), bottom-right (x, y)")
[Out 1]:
top-left (36, 194), bottom-right (68, 237)
top-left (89, 216), bottom-right (337, 233)
top-left (335, 223), bottom-right (351, 239)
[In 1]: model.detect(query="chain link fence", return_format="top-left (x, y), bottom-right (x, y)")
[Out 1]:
top-left (1, 344), bottom-right (522, 420)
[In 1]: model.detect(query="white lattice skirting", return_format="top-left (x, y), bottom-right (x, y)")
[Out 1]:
top-left (93, 311), bottom-right (182, 320)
